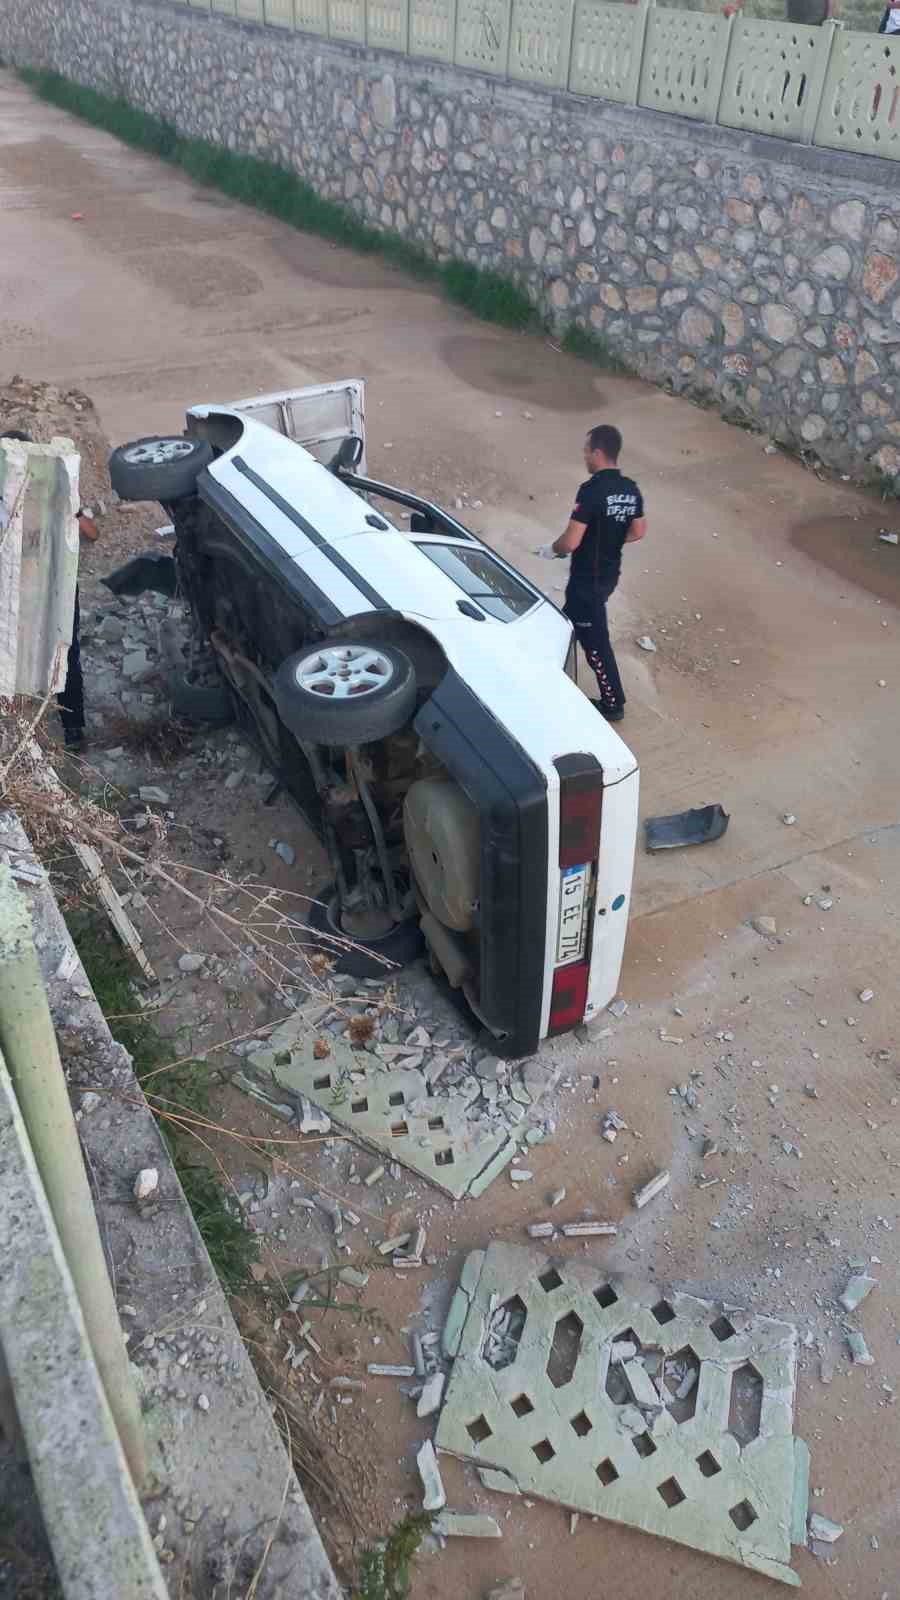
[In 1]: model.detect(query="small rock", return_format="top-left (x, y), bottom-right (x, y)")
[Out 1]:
top-left (808, 1514), bottom-right (843, 1544)
top-left (846, 1328), bottom-right (874, 1366)
top-left (133, 1167), bottom-right (159, 1202)
top-left (879, 529), bottom-right (899, 545)
top-left (178, 952), bottom-right (206, 974)
top-left (840, 1273), bottom-right (876, 1312)
top-left (122, 649), bottom-right (149, 679)
top-left (196, 1393), bottom-right (210, 1412)
top-left (549, 1187), bottom-right (566, 1207)
top-left (97, 614), bottom-right (125, 643)
top-left (859, 988), bottom-right (875, 1003)
top-left (273, 841), bottom-right (295, 866)
top-left (487, 1581), bottom-right (526, 1600)
top-left (509, 1169), bottom-right (533, 1184)
top-left (224, 769), bottom-right (245, 790)
top-left (752, 916), bottom-right (777, 937)
top-left (79, 1091), bottom-right (101, 1114)
top-left (138, 785), bottom-right (169, 805)
top-left (636, 635), bottom-right (657, 653)
top-left (607, 997), bottom-right (628, 1019)
top-left (782, 813), bottom-right (797, 826)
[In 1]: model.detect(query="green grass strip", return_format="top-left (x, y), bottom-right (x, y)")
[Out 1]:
top-left (68, 909), bottom-right (258, 1292)
top-left (20, 66), bottom-right (536, 329)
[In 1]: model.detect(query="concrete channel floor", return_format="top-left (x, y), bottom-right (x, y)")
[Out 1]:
top-left (0, 69), bottom-right (898, 1600)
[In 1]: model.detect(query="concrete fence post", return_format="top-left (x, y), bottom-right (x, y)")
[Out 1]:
top-left (0, 864), bottom-right (149, 1491)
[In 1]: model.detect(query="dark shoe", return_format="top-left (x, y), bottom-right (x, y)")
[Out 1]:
top-left (591, 699), bottom-right (625, 723)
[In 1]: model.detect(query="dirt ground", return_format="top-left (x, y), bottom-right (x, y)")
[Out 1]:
top-left (1, 69), bottom-right (898, 1600)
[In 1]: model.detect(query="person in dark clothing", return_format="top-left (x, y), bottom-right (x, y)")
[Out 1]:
top-left (538, 424), bottom-right (647, 723)
top-left (1, 427), bottom-right (96, 748)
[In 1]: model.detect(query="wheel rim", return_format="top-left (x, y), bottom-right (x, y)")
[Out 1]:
top-left (297, 645), bottom-right (393, 700)
top-left (123, 439), bottom-right (195, 466)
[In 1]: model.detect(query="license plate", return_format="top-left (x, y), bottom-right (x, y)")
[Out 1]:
top-left (556, 864), bottom-right (588, 965)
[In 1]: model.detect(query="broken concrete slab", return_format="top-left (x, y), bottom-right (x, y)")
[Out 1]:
top-left (633, 1169), bottom-right (671, 1209)
top-left (436, 1243), bottom-right (807, 1587)
top-left (839, 1273), bottom-right (876, 1312)
top-left (417, 1372), bottom-right (446, 1419)
top-left (808, 1513), bottom-right (843, 1544)
top-left (233, 1008), bottom-right (557, 1200)
top-left (434, 1512), bottom-right (502, 1538)
top-left (417, 1439), bottom-right (446, 1511)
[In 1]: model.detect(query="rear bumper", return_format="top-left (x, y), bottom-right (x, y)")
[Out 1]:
top-left (414, 670), bottom-right (548, 1059)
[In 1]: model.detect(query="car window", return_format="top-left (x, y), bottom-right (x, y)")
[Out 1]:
top-left (415, 542), bottom-right (538, 622)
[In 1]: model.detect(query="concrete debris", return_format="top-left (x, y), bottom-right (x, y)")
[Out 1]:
top-left (367, 1364), bottom-right (416, 1378)
top-left (846, 1328), bottom-right (874, 1366)
top-left (416, 1372), bottom-right (446, 1419)
top-left (133, 1167), bottom-right (159, 1203)
top-left (54, 945), bottom-right (80, 982)
top-left (879, 529), bottom-right (899, 544)
top-left (633, 1169), bottom-right (670, 1209)
top-left (378, 1233), bottom-right (411, 1255)
top-left (433, 1513), bottom-right (502, 1539)
top-left (527, 1222), bottom-right (556, 1239)
top-left (808, 1514), bottom-right (843, 1544)
top-left (782, 812), bottom-right (797, 825)
top-left (122, 648), bottom-right (149, 678)
top-left (610, 1339), bottom-right (638, 1363)
top-left (298, 1096), bottom-right (331, 1135)
top-left (477, 1468), bottom-right (521, 1497)
top-left (602, 1110), bottom-right (627, 1143)
top-left (196, 1393), bottom-right (210, 1412)
top-left (752, 916), bottom-right (777, 936)
top-left (623, 1358), bottom-right (661, 1408)
top-left (416, 1439), bottom-right (446, 1512)
top-left (138, 785), bottom-right (169, 804)
top-left (271, 840), bottom-right (295, 866)
top-left (549, 1187), bottom-right (566, 1207)
top-left (782, 1142), bottom-right (802, 1158)
top-left (560, 1221), bottom-right (617, 1237)
top-left (177, 952), bottom-right (206, 975)
top-left (607, 997), bottom-right (629, 1018)
top-left (569, 1513), bottom-right (579, 1535)
top-left (840, 1273), bottom-right (876, 1313)
top-left (329, 1376), bottom-right (365, 1391)
top-left (411, 1332), bottom-right (426, 1377)
top-left (636, 635), bottom-right (657, 652)
top-left (338, 1267), bottom-right (369, 1290)
top-left (363, 1164), bottom-right (385, 1187)
top-left (858, 988), bottom-right (875, 1003)
top-left (483, 1298), bottom-right (527, 1369)
top-left (509, 1169), bottom-right (533, 1184)
top-left (486, 1581), bottom-right (525, 1600)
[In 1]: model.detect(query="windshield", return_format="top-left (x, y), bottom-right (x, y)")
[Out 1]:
top-left (415, 542), bottom-right (539, 622)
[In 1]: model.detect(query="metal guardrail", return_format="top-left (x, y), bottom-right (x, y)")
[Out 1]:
top-left (169, 0), bottom-right (900, 162)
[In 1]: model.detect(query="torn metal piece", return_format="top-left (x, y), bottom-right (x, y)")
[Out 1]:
top-left (437, 1243), bottom-right (806, 1588)
top-left (644, 805), bottom-right (730, 852)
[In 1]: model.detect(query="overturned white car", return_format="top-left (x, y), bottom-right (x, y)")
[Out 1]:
top-left (108, 380), bottom-right (638, 1057)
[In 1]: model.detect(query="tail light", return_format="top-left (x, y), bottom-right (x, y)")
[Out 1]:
top-left (549, 756), bottom-right (604, 1036)
top-left (555, 755), bottom-right (603, 869)
top-left (548, 960), bottom-right (590, 1035)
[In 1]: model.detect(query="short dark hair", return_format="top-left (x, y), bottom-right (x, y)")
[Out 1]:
top-left (1, 428), bottom-right (33, 443)
top-left (586, 424), bottom-right (622, 462)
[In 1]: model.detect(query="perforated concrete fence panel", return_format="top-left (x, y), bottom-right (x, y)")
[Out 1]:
top-left (234, 1012), bottom-right (560, 1200)
top-left (265, 0), bottom-right (297, 28)
top-left (719, 18), bottom-right (837, 143)
top-left (209, 0), bottom-right (236, 15)
top-left (367, 0), bottom-right (410, 51)
top-left (436, 1244), bottom-right (809, 1587)
top-left (329, 0), bottom-right (367, 42)
top-left (295, 0), bottom-right (329, 32)
top-left (569, 0), bottom-right (648, 102)
top-left (237, 0), bottom-right (265, 19)
top-left (638, 6), bottom-right (732, 122)
top-left (410, 0), bottom-right (458, 59)
top-left (508, 0), bottom-right (575, 88)
top-left (814, 29), bottom-right (900, 159)
top-left (455, 0), bottom-right (512, 76)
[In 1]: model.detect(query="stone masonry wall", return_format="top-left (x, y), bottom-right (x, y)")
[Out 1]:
top-left (2, 0), bottom-right (899, 485)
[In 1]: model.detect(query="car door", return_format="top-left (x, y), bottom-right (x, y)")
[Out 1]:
top-left (226, 378), bottom-right (367, 473)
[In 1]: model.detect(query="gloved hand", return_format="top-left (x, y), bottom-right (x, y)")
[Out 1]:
top-left (535, 542), bottom-right (559, 559)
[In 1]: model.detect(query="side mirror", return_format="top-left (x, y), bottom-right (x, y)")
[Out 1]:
top-left (329, 434), bottom-right (364, 474)
top-left (409, 511), bottom-right (434, 533)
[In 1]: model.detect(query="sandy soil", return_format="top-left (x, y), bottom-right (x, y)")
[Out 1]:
top-left (1, 69), bottom-right (898, 1600)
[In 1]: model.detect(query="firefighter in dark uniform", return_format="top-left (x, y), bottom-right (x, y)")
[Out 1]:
top-left (540, 424), bottom-right (647, 724)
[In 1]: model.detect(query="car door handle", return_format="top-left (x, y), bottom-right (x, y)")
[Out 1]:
top-left (457, 600), bottom-right (485, 620)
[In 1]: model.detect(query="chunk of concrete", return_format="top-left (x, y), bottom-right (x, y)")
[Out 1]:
top-left (478, 1467), bottom-right (521, 1496)
top-left (416, 1372), bottom-right (446, 1419)
top-left (417, 1439), bottom-right (446, 1512)
top-left (633, 1169), bottom-right (670, 1209)
top-left (434, 1512), bottom-right (502, 1538)
top-left (808, 1514), bottom-right (843, 1544)
top-left (839, 1273), bottom-right (876, 1313)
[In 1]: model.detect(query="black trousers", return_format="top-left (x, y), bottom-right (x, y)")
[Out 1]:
top-left (564, 578), bottom-right (625, 713)
top-left (57, 586), bottom-right (85, 742)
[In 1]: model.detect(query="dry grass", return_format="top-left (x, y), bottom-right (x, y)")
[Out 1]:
top-left (99, 708), bottom-right (197, 767)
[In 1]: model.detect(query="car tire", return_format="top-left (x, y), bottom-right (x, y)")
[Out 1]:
top-left (109, 436), bottom-right (214, 503)
top-left (170, 668), bottom-right (234, 725)
top-left (306, 886), bottom-right (424, 979)
top-left (274, 640), bottom-right (417, 747)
